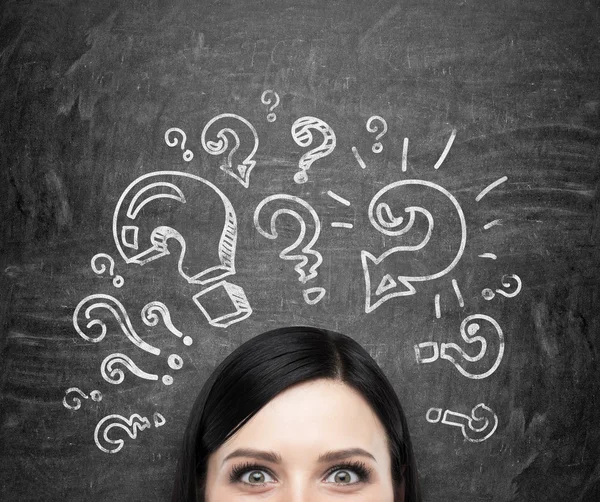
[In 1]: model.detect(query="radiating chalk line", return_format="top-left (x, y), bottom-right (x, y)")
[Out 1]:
top-left (326, 190), bottom-right (351, 206)
top-left (483, 219), bottom-right (503, 229)
top-left (351, 146), bottom-right (367, 169)
top-left (434, 129), bottom-right (457, 169)
top-left (434, 293), bottom-right (441, 319)
top-left (331, 222), bottom-right (353, 229)
top-left (402, 138), bottom-right (409, 172)
top-left (478, 253), bottom-right (497, 260)
top-left (452, 279), bottom-right (464, 307)
top-left (476, 176), bottom-right (508, 202)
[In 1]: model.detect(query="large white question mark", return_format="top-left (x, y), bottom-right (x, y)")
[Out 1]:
top-left (201, 114), bottom-right (259, 188)
top-left (62, 387), bottom-right (102, 411)
top-left (165, 127), bottom-right (194, 162)
top-left (366, 115), bottom-right (388, 154)
top-left (426, 403), bottom-right (498, 443)
top-left (414, 314), bottom-right (504, 379)
top-left (482, 274), bottom-right (522, 301)
top-left (91, 253), bottom-right (124, 288)
top-left (290, 116), bottom-right (336, 184)
top-left (94, 412), bottom-right (166, 454)
top-left (253, 194), bottom-right (326, 305)
top-left (100, 352), bottom-right (182, 386)
top-left (261, 90), bottom-right (280, 122)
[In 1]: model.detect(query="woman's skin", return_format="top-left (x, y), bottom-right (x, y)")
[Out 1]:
top-left (204, 378), bottom-right (404, 501)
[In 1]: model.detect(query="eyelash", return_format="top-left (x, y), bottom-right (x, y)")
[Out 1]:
top-left (229, 460), bottom-right (373, 487)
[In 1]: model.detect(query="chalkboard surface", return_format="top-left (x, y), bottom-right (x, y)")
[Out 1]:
top-left (1, 0), bottom-right (599, 500)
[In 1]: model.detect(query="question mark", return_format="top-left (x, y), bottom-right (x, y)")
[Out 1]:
top-left (73, 294), bottom-right (160, 355)
top-left (165, 127), bottom-right (193, 162)
top-left (414, 314), bottom-right (504, 379)
top-left (94, 413), bottom-right (158, 454)
top-left (366, 115), bottom-right (388, 154)
top-left (254, 194), bottom-right (326, 305)
top-left (482, 274), bottom-right (522, 301)
top-left (261, 90), bottom-right (280, 122)
top-left (100, 352), bottom-right (182, 386)
top-left (290, 116), bottom-right (337, 184)
top-left (91, 253), bottom-right (124, 288)
top-left (201, 114), bottom-right (259, 188)
top-left (426, 403), bottom-right (498, 443)
top-left (63, 387), bottom-right (103, 410)
top-left (141, 301), bottom-right (193, 346)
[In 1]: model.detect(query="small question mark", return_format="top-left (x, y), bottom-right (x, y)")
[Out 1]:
top-left (73, 294), bottom-right (160, 355)
top-left (95, 412), bottom-right (165, 454)
top-left (91, 253), bottom-right (124, 288)
top-left (482, 274), bottom-right (522, 301)
top-left (426, 403), bottom-right (498, 443)
top-left (142, 301), bottom-right (193, 346)
top-left (101, 352), bottom-right (183, 386)
top-left (254, 194), bottom-right (326, 305)
top-left (366, 115), bottom-right (388, 154)
top-left (165, 127), bottom-right (194, 162)
top-left (291, 116), bottom-right (337, 184)
top-left (63, 387), bottom-right (103, 410)
top-left (414, 314), bottom-right (504, 379)
top-left (261, 90), bottom-right (280, 122)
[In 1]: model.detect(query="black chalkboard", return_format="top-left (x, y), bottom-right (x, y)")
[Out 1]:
top-left (1, 0), bottom-right (599, 500)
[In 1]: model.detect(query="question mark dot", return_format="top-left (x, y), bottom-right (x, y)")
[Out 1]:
top-left (162, 375), bottom-right (174, 385)
top-left (267, 113), bottom-right (276, 122)
top-left (467, 323), bottom-right (480, 336)
top-left (183, 150), bottom-right (194, 162)
top-left (294, 171), bottom-right (308, 184)
top-left (482, 288), bottom-right (495, 301)
top-left (372, 142), bottom-right (383, 154)
top-left (168, 354), bottom-right (184, 370)
top-left (183, 336), bottom-right (193, 346)
top-left (112, 275), bottom-right (124, 288)
top-left (89, 390), bottom-right (103, 402)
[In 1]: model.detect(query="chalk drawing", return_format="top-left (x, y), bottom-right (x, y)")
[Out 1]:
top-left (351, 146), bottom-right (367, 169)
top-left (452, 278), bottom-right (465, 307)
top-left (141, 301), bottom-right (193, 346)
top-left (331, 222), bottom-right (353, 229)
top-left (62, 387), bottom-right (102, 411)
top-left (91, 253), bottom-right (124, 288)
top-left (402, 138), bottom-right (409, 172)
top-left (167, 354), bottom-right (183, 370)
top-left (361, 180), bottom-right (467, 313)
top-left (366, 115), bottom-right (388, 153)
top-left (478, 253), bottom-right (497, 260)
top-left (153, 412), bottom-right (166, 428)
top-left (291, 116), bottom-right (336, 183)
top-left (482, 274), bottom-right (522, 301)
top-left (326, 190), bottom-right (351, 206)
top-left (164, 127), bottom-right (193, 162)
top-left (113, 171), bottom-right (237, 286)
top-left (483, 219), bottom-right (503, 230)
top-left (94, 413), bottom-right (154, 454)
top-left (193, 280), bottom-right (253, 328)
top-left (201, 113), bottom-right (259, 187)
top-left (254, 194), bottom-right (326, 304)
top-left (73, 294), bottom-right (160, 356)
top-left (433, 129), bottom-right (457, 169)
top-left (303, 287), bottom-right (326, 305)
top-left (476, 176), bottom-right (508, 202)
top-left (100, 353), bottom-right (159, 385)
top-left (426, 403), bottom-right (498, 443)
top-left (261, 90), bottom-right (280, 122)
top-left (414, 314), bottom-right (504, 379)
top-left (434, 293), bottom-right (441, 319)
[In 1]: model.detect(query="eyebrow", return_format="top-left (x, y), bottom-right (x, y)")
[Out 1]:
top-left (222, 448), bottom-right (377, 466)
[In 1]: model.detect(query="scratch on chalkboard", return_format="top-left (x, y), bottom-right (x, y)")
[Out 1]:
top-left (358, 3), bottom-right (404, 53)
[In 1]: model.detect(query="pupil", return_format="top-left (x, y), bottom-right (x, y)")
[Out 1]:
top-left (335, 471), bottom-right (350, 483)
top-left (250, 472), bottom-right (264, 483)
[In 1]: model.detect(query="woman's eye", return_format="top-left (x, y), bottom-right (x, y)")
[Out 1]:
top-left (236, 468), bottom-right (276, 485)
top-left (324, 468), bottom-right (361, 485)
